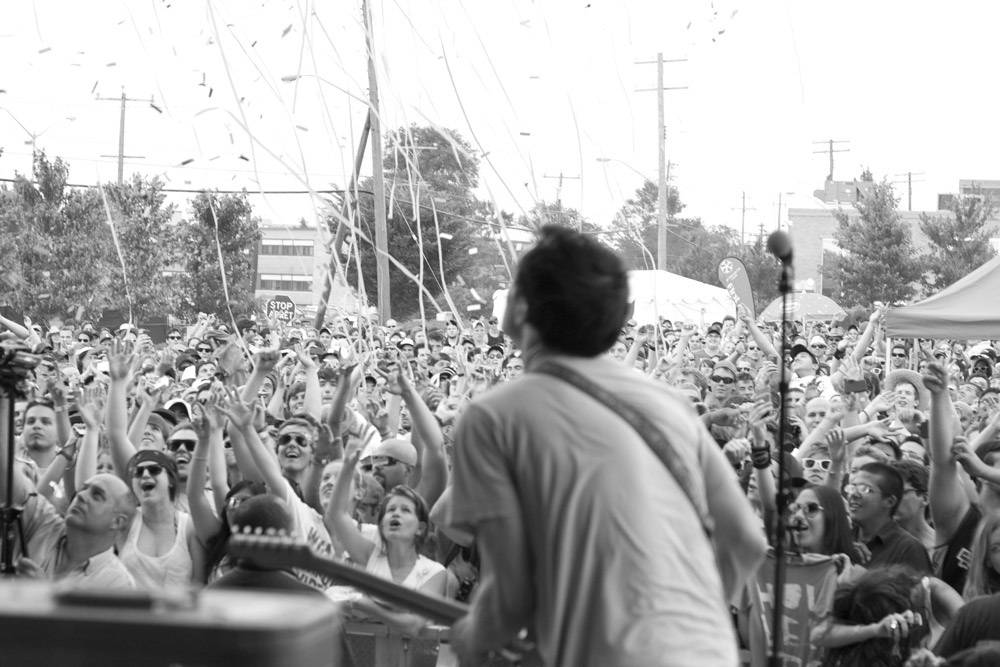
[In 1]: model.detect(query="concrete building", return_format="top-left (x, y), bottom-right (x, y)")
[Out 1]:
top-left (255, 224), bottom-right (357, 316)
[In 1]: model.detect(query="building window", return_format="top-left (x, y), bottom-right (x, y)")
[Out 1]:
top-left (260, 240), bottom-right (314, 256)
top-left (259, 278), bottom-right (311, 292)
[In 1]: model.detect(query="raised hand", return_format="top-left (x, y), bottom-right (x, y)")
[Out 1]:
top-left (218, 386), bottom-right (255, 431)
top-left (253, 349), bottom-right (281, 376)
top-left (866, 390), bottom-right (898, 415)
top-left (825, 427), bottom-right (847, 464)
top-left (107, 344), bottom-right (134, 382)
top-left (191, 394), bottom-right (223, 439)
top-left (921, 362), bottom-right (949, 397)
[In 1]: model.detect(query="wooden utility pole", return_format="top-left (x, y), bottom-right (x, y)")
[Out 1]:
top-left (731, 192), bottom-right (756, 247)
top-left (892, 171), bottom-right (925, 211)
top-left (312, 115), bottom-right (372, 329)
top-left (97, 88), bottom-right (153, 184)
top-left (811, 139), bottom-right (850, 182)
top-left (363, 0), bottom-right (390, 321)
top-left (636, 53), bottom-right (686, 270)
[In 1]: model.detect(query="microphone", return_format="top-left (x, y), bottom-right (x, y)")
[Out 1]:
top-left (767, 230), bottom-right (793, 264)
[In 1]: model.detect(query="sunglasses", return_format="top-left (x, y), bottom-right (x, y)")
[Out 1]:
top-left (77, 337), bottom-right (91, 343)
top-left (197, 347), bottom-right (213, 353)
top-left (277, 433), bottom-right (310, 448)
top-left (133, 464), bottom-right (164, 478)
top-left (788, 501), bottom-right (824, 517)
top-left (167, 439), bottom-right (196, 452)
top-left (843, 482), bottom-right (878, 497)
top-left (802, 458), bottom-right (832, 471)
top-left (812, 343), bottom-right (828, 349)
top-left (168, 335), bottom-right (182, 340)
top-left (710, 375), bottom-right (735, 385)
top-left (372, 455), bottom-right (401, 467)
top-left (892, 353), bottom-right (907, 358)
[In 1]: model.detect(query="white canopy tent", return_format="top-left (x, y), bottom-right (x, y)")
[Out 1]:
top-left (627, 270), bottom-right (737, 325)
top-left (491, 271), bottom-right (737, 327)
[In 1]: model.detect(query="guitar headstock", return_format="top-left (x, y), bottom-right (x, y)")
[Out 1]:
top-left (227, 527), bottom-right (315, 570)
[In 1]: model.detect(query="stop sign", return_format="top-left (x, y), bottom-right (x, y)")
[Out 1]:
top-left (266, 295), bottom-right (296, 322)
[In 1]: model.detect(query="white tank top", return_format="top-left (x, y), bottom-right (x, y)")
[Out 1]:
top-left (120, 509), bottom-right (193, 591)
top-left (365, 548), bottom-right (444, 591)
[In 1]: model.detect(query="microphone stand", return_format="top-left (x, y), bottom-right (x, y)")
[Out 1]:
top-left (769, 258), bottom-right (793, 667)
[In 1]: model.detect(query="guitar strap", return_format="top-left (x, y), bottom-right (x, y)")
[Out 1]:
top-left (533, 360), bottom-right (714, 539)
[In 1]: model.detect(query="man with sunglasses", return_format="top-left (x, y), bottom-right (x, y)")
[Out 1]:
top-left (706, 360), bottom-right (738, 409)
top-left (844, 461), bottom-right (931, 573)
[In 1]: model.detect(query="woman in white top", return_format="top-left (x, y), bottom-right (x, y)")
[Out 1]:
top-left (118, 450), bottom-right (204, 590)
top-left (329, 439), bottom-right (446, 635)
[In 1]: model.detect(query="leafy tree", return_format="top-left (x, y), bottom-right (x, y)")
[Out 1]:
top-left (607, 180), bottom-right (683, 270)
top-left (833, 179), bottom-right (922, 308)
top-left (0, 152), bottom-right (114, 321)
top-left (918, 190), bottom-right (997, 293)
top-left (102, 175), bottom-right (183, 320)
top-left (341, 125), bottom-right (490, 320)
top-left (520, 200), bottom-right (600, 235)
top-left (176, 191), bottom-right (261, 319)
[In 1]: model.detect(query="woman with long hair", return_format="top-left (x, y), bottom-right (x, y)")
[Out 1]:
top-left (962, 513), bottom-right (1000, 600)
top-left (328, 437), bottom-right (446, 635)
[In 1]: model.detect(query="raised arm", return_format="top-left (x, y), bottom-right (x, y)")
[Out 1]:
top-left (740, 312), bottom-right (778, 360)
top-left (188, 401), bottom-right (225, 546)
top-left (850, 308), bottom-right (883, 363)
top-left (391, 363), bottom-right (447, 508)
top-left (220, 388), bottom-right (286, 498)
top-left (324, 437), bottom-right (376, 565)
top-left (295, 345), bottom-right (322, 422)
top-left (924, 363), bottom-right (969, 543)
top-left (73, 389), bottom-right (104, 490)
top-left (105, 348), bottom-right (138, 483)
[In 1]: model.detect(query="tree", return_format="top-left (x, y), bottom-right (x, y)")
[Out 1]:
top-left (341, 125), bottom-right (490, 319)
top-left (833, 179), bottom-right (922, 308)
top-left (919, 190), bottom-right (997, 293)
top-left (102, 175), bottom-right (183, 320)
top-left (0, 152), bottom-right (115, 321)
top-left (606, 180), bottom-right (683, 270)
top-left (176, 191), bottom-right (261, 318)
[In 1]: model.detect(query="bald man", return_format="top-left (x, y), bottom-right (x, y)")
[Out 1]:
top-left (7, 459), bottom-right (136, 589)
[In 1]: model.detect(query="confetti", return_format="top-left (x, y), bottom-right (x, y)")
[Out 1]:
top-left (295, 125), bottom-right (308, 132)
top-left (91, 81), bottom-right (99, 93)
top-left (208, 87), bottom-right (214, 97)
top-left (238, 155), bottom-right (249, 161)
top-left (281, 24), bottom-right (292, 37)
top-left (38, 47), bottom-right (51, 54)
top-left (180, 158), bottom-right (194, 166)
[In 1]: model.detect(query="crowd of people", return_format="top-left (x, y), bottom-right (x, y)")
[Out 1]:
top-left (3, 224), bottom-right (1000, 666)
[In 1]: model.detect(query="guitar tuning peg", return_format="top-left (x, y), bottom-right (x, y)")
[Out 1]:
top-left (265, 527), bottom-right (277, 536)
top-left (253, 526), bottom-right (264, 535)
top-left (232, 524), bottom-right (242, 534)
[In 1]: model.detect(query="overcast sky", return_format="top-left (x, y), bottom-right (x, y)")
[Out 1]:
top-left (2, 1), bottom-right (999, 241)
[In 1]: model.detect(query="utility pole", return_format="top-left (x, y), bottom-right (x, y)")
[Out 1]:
top-left (636, 53), bottom-right (686, 271)
top-left (97, 88), bottom-right (154, 184)
top-left (542, 172), bottom-right (581, 229)
top-left (731, 192), bottom-right (756, 248)
top-left (892, 171), bottom-right (925, 211)
top-left (776, 191), bottom-right (794, 231)
top-left (363, 0), bottom-right (390, 321)
top-left (811, 139), bottom-right (850, 182)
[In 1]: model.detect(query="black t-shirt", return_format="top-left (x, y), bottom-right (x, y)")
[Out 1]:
top-left (933, 504), bottom-right (982, 594)
top-left (934, 593), bottom-right (1000, 657)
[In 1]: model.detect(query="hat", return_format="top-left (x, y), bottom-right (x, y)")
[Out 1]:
top-left (828, 326), bottom-right (845, 338)
top-left (712, 360), bottom-right (738, 377)
top-left (809, 335), bottom-right (827, 347)
top-left (789, 344), bottom-right (817, 365)
top-left (128, 450), bottom-right (179, 486)
top-left (236, 318), bottom-right (256, 333)
top-left (385, 319), bottom-right (398, 327)
top-left (438, 364), bottom-right (459, 380)
top-left (706, 327), bottom-right (722, 337)
top-left (883, 369), bottom-right (929, 411)
top-left (146, 413), bottom-right (172, 441)
top-left (372, 438), bottom-right (418, 466)
top-left (397, 337), bottom-right (415, 349)
top-left (151, 408), bottom-right (179, 428)
top-left (118, 323), bottom-right (136, 333)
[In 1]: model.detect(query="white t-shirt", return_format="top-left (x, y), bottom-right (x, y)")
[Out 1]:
top-left (450, 353), bottom-right (751, 667)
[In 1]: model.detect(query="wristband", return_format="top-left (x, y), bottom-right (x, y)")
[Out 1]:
top-left (751, 447), bottom-right (771, 470)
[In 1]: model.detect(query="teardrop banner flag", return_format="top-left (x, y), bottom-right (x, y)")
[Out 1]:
top-left (717, 256), bottom-right (756, 319)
